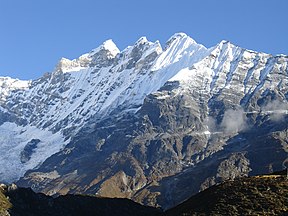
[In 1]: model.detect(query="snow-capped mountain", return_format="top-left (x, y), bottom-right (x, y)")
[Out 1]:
top-left (1, 33), bottom-right (287, 209)
top-left (0, 33), bottom-right (207, 182)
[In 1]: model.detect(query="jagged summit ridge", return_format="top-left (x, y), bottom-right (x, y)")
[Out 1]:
top-left (52, 33), bottom-right (205, 74)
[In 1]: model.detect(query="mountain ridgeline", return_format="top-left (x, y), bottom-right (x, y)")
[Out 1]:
top-left (0, 33), bottom-right (287, 209)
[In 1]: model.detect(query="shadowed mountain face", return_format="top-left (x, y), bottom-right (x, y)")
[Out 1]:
top-left (0, 33), bottom-right (287, 209)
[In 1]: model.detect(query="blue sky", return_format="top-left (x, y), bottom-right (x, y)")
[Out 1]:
top-left (0, 0), bottom-right (287, 80)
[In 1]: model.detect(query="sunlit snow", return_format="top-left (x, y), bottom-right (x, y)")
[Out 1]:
top-left (0, 122), bottom-right (67, 183)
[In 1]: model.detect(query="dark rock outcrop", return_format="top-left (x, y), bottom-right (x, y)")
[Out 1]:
top-left (20, 139), bottom-right (41, 163)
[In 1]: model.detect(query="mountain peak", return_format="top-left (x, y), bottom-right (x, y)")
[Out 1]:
top-left (169, 32), bottom-right (188, 40)
top-left (164, 32), bottom-right (201, 52)
top-left (135, 36), bottom-right (149, 45)
top-left (89, 39), bottom-right (120, 59)
top-left (166, 32), bottom-right (197, 44)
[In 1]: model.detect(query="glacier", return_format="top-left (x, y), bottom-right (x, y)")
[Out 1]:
top-left (0, 122), bottom-right (66, 182)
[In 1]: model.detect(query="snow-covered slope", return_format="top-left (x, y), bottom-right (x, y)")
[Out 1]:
top-left (0, 77), bottom-right (30, 102)
top-left (0, 122), bottom-right (66, 182)
top-left (0, 33), bottom-right (287, 203)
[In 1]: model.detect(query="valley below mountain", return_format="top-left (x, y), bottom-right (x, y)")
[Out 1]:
top-left (0, 33), bottom-right (287, 209)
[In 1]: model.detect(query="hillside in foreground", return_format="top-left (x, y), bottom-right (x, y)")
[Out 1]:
top-left (0, 184), bottom-right (161, 216)
top-left (165, 171), bottom-right (288, 216)
top-left (1, 171), bottom-right (287, 215)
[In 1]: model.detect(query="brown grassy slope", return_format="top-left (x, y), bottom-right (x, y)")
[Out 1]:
top-left (0, 185), bottom-right (12, 216)
top-left (165, 173), bottom-right (288, 216)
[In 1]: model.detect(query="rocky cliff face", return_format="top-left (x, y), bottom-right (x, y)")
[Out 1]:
top-left (0, 33), bottom-right (287, 209)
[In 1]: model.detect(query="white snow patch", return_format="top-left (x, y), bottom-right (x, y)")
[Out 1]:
top-left (0, 77), bottom-right (31, 101)
top-left (0, 122), bottom-right (67, 183)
